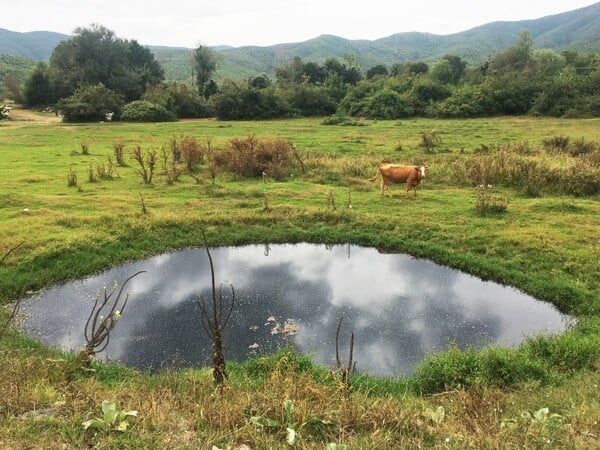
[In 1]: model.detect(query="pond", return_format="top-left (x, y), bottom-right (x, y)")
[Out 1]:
top-left (19, 243), bottom-right (571, 377)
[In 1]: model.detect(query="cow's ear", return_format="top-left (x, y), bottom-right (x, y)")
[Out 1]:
top-left (414, 166), bottom-right (419, 170)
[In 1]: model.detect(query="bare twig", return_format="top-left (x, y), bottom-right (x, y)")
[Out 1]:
top-left (291, 144), bottom-right (306, 173)
top-left (79, 270), bottom-right (146, 366)
top-left (139, 194), bottom-right (147, 214)
top-left (335, 316), bottom-right (355, 395)
top-left (196, 229), bottom-right (235, 385)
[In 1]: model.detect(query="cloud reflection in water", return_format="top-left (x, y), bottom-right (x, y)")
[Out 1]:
top-left (19, 244), bottom-right (571, 376)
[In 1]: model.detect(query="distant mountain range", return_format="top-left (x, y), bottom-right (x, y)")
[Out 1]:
top-left (1, 2), bottom-right (599, 82)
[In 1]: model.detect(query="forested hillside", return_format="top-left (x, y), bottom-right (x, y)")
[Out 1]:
top-left (189, 1), bottom-right (600, 80)
top-left (0, 28), bottom-right (67, 60)
top-left (1, 2), bottom-right (599, 82)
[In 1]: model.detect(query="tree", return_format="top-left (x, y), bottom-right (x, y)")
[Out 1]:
top-left (275, 56), bottom-right (305, 85)
top-left (47, 24), bottom-right (164, 103)
top-left (212, 81), bottom-right (287, 120)
top-left (4, 74), bottom-right (22, 103)
top-left (23, 62), bottom-right (54, 106)
top-left (430, 59), bottom-right (454, 84)
top-left (406, 61), bottom-right (429, 76)
top-left (439, 55), bottom-right (466, 84)
top-left (248, 74), bottom-right (271, 89)
top-left (142, 81), bottom-right (212, 118)
top-left (488, 30), bottom-right (533, 75)
top-left (302, 61), bottom-right (326, 84)
top-left (192, 44), bottom-right (218, 98)
top-left (366, 64), bottom-right (389, 79)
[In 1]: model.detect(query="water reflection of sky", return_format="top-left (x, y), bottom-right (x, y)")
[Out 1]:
top-left (19, 244), bottom-right (571, 376)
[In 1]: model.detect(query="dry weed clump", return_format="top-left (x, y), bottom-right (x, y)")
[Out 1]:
top-left (215, 135), bottom-right (295, 179)
top-left (131, 145), bottom-right (156, 184)
top-left (449, 141), bottom-right (600, 196)
top-left (179, 136), bottom-right (205, 173)
top-left (113, 141), bottom-right (127, 166)
top-left (67, 165), bottom-right (78, 187)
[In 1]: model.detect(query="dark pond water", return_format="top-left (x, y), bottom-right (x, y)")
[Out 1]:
top-left (19, 243), bottom-right (571, 377)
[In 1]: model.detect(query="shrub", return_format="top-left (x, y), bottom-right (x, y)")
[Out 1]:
top-left (321, 115), bottom-right (369, 126)
top-left (420, 130), bottom-right (441, 151)
top-left (215, 135), bottom-right (295, 179)
top-left (67, 165), bottom-right (78, 187)
top-left (555, 159), bottom-right (600, 196)
top-left (180, 137), bottom-right (204, 172)
top-left (142, 82), bottom-right (212, 118)
top-left (543, 135), bottom-right (570, 152)
top-left (212, 82), bottom-right (287, 120)
top-left (363, 88), bottom-right (413, 119)
top-left (412, 346), bottom-right (479, 394)
top-left (477, 347), bottom-right (549, 386)
top-left (475, 185), bottom-right (508, 216)
top-left (284, 84), bottom-right (337, 116)
top-left (130, 145), bottom-right (156, 184)
top-left (58, 83), bottom-right (124, 122)
top-left (120, 101), bottom-right (176, 122)
top-left (113, 141), bottom-right (126, 166)
top-left (570, 138), bottom-right (598, 156)
top-left (525, 328), bottom-right (600, 372)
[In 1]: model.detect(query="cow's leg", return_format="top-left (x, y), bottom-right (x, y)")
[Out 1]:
top-left (381, 179), bottom-right (392, 197)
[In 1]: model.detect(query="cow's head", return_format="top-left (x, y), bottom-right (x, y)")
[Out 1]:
top-left (416, 166), bottom-right (428, 178)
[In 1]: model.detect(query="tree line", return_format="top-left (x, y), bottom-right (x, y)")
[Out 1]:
top-left (12, 25), bottom-right (600, 121)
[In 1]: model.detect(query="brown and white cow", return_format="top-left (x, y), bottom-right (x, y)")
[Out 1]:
top-left (368, 164), bottom-right (428, 197)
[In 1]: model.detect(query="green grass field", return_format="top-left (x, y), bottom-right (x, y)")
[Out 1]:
top-left (1, 108), bottom-right (599, 448)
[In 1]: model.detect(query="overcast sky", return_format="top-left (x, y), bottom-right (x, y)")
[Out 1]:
top-left (4, 1), bottom-right (598, 48)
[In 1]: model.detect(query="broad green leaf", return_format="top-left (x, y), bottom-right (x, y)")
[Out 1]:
top-left (250, 416), bottom-right (280, 428)
top-left (122, 410), bottom-right (138, 418)
top-left (286, 427), bottom-right (296, 445)
top-left (533, 407), bottom-right (549, 422)
top-left (82, 418), bottom-right (105, 430)
top-left (102, 401), bottom-right (117, 424)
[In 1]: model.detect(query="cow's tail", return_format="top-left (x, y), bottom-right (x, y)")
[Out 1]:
top-left (368, 167), bottom-right (380, 182)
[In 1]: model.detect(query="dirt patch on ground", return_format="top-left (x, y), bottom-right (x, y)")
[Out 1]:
top-left (2, 107), bottom-right (62, 126)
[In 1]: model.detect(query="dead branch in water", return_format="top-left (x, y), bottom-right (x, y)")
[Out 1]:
top-left (196, 229), bottom-right (235, 386)
top-left (79, 270), bottom-right (146, 366)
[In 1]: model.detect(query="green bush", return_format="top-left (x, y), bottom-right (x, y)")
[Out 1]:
top-left (142, 82), bottom-right (212, 118)
top-left (525, 327), bottom-right (600, 372)
top-left (58, 83), bottom-right (124, 122)
top-left (412, 346), bottom-right (479, 394)
top-left (120, 100), bottom-right (176, 122)
top-left (477, 346), bottom-right (549, 386)
top-left (364, 88), bottom-right (414, 119)
top-left (283, 84), bottom-right (337, 117)
top-left (212, 82), bottom-right (288, 120)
